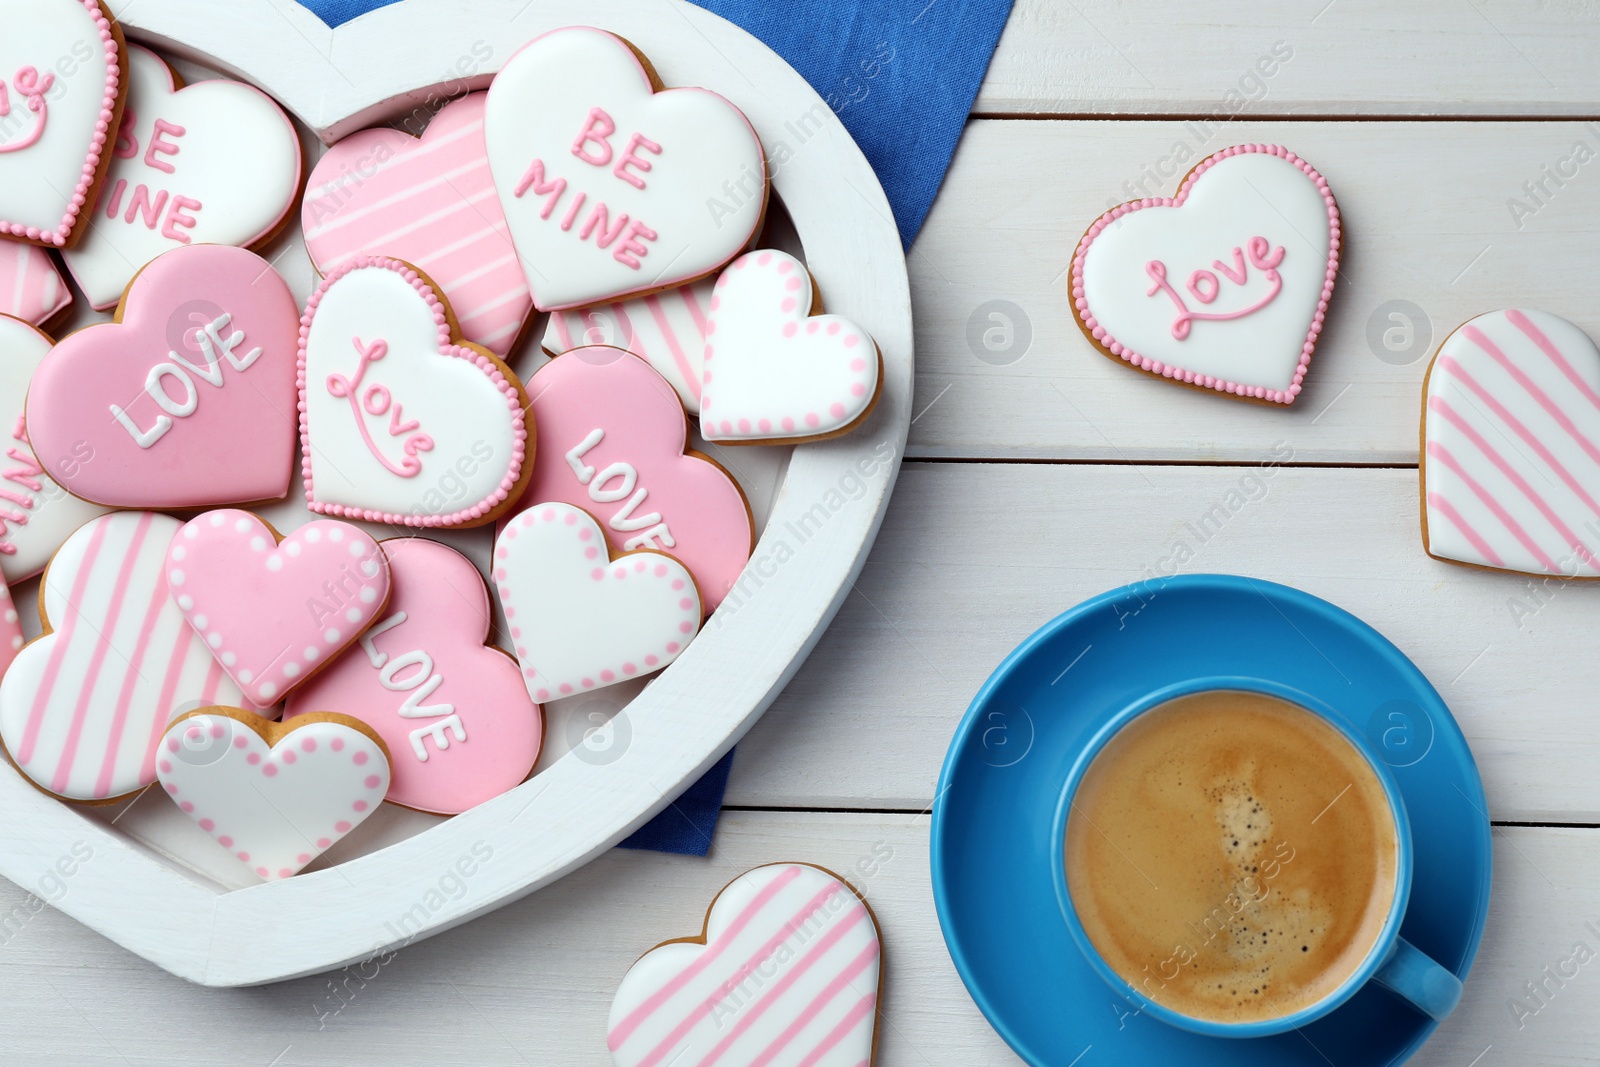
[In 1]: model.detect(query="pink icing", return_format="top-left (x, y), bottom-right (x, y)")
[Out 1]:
top-left (24, 244), bottom-right (301, 508)
top-left (167, 510), bottom-right (391, 706)
top-left (1069, 144), bottom-right (1341, 405)
top-left (508, 346), bottom-right (752, 609)
top-left (0, 240), bottom-right (71, 324)
top-left (0, 575), bottom-right (22, 678)
top-left (285, 537), bottom-right (541, 815)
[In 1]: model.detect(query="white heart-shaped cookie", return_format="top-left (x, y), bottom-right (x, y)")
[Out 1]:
top-left (1071, 144), bottom-right (1340, 404)
top-left (486, 26), bottom-right (765, 311)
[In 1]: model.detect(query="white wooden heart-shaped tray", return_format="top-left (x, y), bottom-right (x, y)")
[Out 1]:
top-left (0, 0), bottom-right (911, 985)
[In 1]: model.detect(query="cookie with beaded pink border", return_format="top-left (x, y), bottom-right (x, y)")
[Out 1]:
top-left (1069, 144), bottom-right (1340, 405)
top-left (298, 255), bottom-right (533, 529)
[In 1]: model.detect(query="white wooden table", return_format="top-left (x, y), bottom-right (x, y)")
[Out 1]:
top-left (5, 2), bottom-right (1600, 1063)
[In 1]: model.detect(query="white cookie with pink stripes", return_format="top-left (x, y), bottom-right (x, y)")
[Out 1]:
top-left (607, 862), bottom-right (883, 1067)
top-left (0, 241), bottom-right (70, 325)
top-left (1423, 308), bottom-right (1600, 578)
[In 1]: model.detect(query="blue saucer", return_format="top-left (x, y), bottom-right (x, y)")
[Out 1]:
top-left (931, 574), bottom-right (1492, 1066)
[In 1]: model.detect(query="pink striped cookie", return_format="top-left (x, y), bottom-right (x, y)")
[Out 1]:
top-left (0, 241), bottom-right (70, 325)
top-left (608, 863), bottom-right (883, 1067)
top-left (542, 277), bottom-right (715, 414)
top-left (303, 93), bottom-right (532, 358)
top-left (1422, 308), bottom-right (1600, 578)
top-left (0, 512), bottom-right (253, 802)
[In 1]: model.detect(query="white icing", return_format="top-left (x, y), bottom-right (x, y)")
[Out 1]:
top-left (701, 249), bottom-right (879, 442)
top-left (155, 714), bottom-right (390, 881)
top-left (492, 501), bottom-right (700, 702)
top-left (1423, 308), bottom-right (1600, 578)
top-left (542, 276), bottom-right (715, 413)
top-left (301, 262), bottom-right (521, 524)
top-left (1080, 151), bottom-right (1332, 394)
top-left (0, 0), bottom-right (116, 241)
top-left (608, 863), bottom-right (881, 1067)
top-left (63, 44), bottom-right (302, 308)
top-left (485, 26), bottom-right (765, 311)
top-left (0, 315), bottom-right (109, 580)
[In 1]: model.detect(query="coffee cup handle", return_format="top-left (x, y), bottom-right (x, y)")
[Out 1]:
top-left (1370, 936), bottom-right (1463, 1020)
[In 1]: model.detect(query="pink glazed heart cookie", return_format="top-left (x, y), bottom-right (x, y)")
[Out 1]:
top-left (286, 537), bottom-right (541, 815)
top-left (299, 256), bottom-right (532, 528)
top-left (494, 502), bottom-right (701, 701)
top-left (303, 93), bottom-right (531, 357)
top-left (64, 44), bottom-right (303, 309)
top-left (0, 0), bottom-right (127, 247)
top-left (702, 249), bottom-right (882, 444)
top-left (513, 345), bottom-right (753, 610)
top-left (1421, 308), bottom-right (1600, 579)
top-left (608, 862), bottom-right (883, 1067)
top-left (0, 512), bottom-right (250, 802)
top-left (486, 26), bottom-right (767, 311)
top-left (169, 510), bottom-right (391, 707)
top-left (0, 241), bottom-right (71, 325)
top-left (156, 708), bottom-right (390, 881)
top-left (26, 243), bottom-right (301, 509)
top-left (1070, 144), bottom-right (1340, 404)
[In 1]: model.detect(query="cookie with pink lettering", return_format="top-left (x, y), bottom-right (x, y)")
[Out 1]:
top-left (64, 44), bottom-right (302, 308)
top-left (0, 512), bottom-right (250, 802)
top-left (494, 502), bottom-right (700, 701)
top-left (286, 537), bottom-right (541, 814)
top-left (542, 276), bottom-right (716, 414)
top-left (0, 0), bottom-right (127, 248)
top-left (156, 707), bottom-right (391, 881)
top-left (303, 92), bottom-right (531, 358)
top-left (1421, 308), bottom-right (1600, 578)
top-left (701, 249), bottom-right (882, 444)
top-left (0, 315), bottom-right (109, 582)
top-left (26, 243), bottom-right (302, 510)
top-left (486, 25), bottom-right (767, 311)
top-left (608, 862), bottom-right (883, 1067)
top-left (299, 256), bottom-right (533, 528)
top-left (0, 240), bottom-right (71, 325)
top-left (512, 345), bottom-right (752, 610)
top-left (168, 510), bottom-right (391, 707)
top-left (1070, 144), bottom-right (1340, 405)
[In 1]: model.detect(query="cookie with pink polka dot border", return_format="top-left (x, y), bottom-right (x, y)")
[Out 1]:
top-left (155, 707), bottom-right (390, 881)
top-left (167, 509), bottom-right (391, 707)
top-left (700, 249), bottom-right (882, 445)
top-left (493, 501), bottom-right (701, 702)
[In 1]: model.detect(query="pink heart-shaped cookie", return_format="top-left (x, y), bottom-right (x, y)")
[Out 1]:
top-left (494, 502), bottom-right (701, 701)
top-left (511, 346), bottom-right (752, 609)
top-left (302, 93), bottom-right (532, 357)
top-left (25, 243), bottom-right (301, 509)
top-left (168, 510), bottom-right (391, 706)
top-left (286, 537), bottom-right (542, 814)
top-left (701, 249), bottom-right (881, 443)
top-left (156, 709), bottom-right (391, 881)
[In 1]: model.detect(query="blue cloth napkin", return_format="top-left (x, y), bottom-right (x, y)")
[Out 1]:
top-left (293, 0), bottom-right (1012, 851)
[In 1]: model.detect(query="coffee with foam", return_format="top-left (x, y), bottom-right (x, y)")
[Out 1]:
top-left (1065, 690), bottom-right (1398, 1024)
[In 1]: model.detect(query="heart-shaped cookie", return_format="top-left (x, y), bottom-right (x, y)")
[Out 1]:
top-left (0, 241), bottom-right (71, 325)
top-left (701, 250), bottom-right (881, 443)
top-left (286, 537), bottom-right (541, 815)
top-left (168, 510), bottom-right (391, 706)
top-left (542, 276), bottom-right (715, 414)
top-left (513, 345), bottom-right (752, 609)
top-left (302, 92), bottom-right (531, 358)
top-left (485, 25), bottom-right (766, 311)
top-left (26, 243), bottom-right (302, 509)
top-left (1422, 308), bottom-right (1600, 578)
top-left (0, 512), bottom-right (249, 801)
top-left (64, 44), bottom-right (302, 308)
top-left (1070, 144), bottom-right (1340, 404)
top-left (299, 256), bottom-right (532, 528)
top-left (0, 315), bottom-right (109, 581)
top-left (494, 502), bottom-right (700, 701)
top-left (155, 708), bottom-right (391, 881)
top-left (0, 0), bottom-right (126, 247)
top-left (608, 863), bottom-right (883, 1067)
